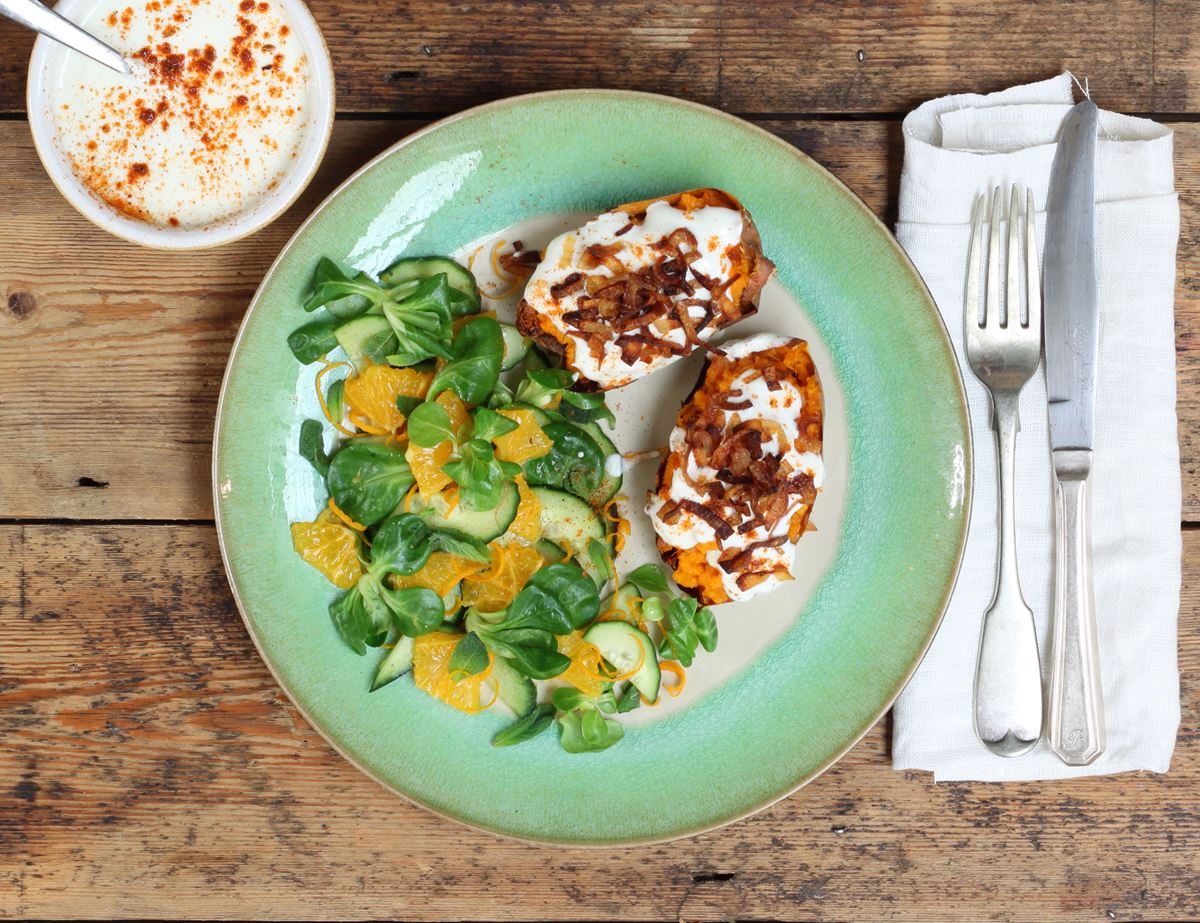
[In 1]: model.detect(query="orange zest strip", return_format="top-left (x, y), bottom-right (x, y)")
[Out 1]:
top-left (348, 408), bottom-right (391, 436)
top-left (601, 494), bottom-right (628, 524)
top-left (596, 644), bottom-right (646, 682)
top-left (315, 358), bottom-right (357, 438)
top-left (401, 483), bottom-right (418, 513)
top-left (327, 497), bottom-right (366, 533)
top-left (660, 661), bottom-right (687, 697)
top-left (443, 488), bottom-right (461, 516)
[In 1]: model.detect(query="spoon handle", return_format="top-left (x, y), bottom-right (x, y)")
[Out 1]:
top-left (1, 0), bottom-right (129, 75)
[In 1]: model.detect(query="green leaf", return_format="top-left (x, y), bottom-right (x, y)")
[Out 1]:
top-left (522, 422), bottom-right (605, 499)
top-left (492, 704), bottom-right (555, 747)
top-left (472, 406), bottom-right (520, 442)
top-left (586, 538), bottom-right (615, 588)
top-left (326, 442), bottom-right (414, 527)
top-left (516, 368), bottom-right (576, 408)
top-left (581, 706), bottom-right (607, 745)
top-left (443, 439), bottom-right (507, 512)
top-left (381, 274), bottom-right (455, 363)
top-left (287, 320), bottom-right (339, 364)
top-left (615, 683), bottom-right (642, 713)
top-left (297, 419), bottom-right (329, 477)
top-left (362, 327), bottom-right (400, 365)
top-left (558, 710), bottom-right (624, 754)
top-left (428, 316), bottom-right (505, 405)
top-left (500, 643), bottom-right (570, 680)
top-left (594, 690), bottom-right (619, 714)
top-left (428, 529), bottom-right (491, 563)
top-left (369, 514), bottom-right (432, 575)
top-left (329, 584), bottom-right (388, 655)
top-left (552, 686), bottom-right (589, 712)
top-left (487, 378), bottom-right (515, 409)
top-left (303, 257), bottom-right (381, 316)
top-left (327, 378), bottom-right (346, 424)
top-left (446, 287), bottom-right (481, 318)
top-left (559, 388), bottom-right (616, 427)
top-left (694, 607), bottom-right (718, 653)
top-left (626, 563), bottom-right (669, 594)
top-left (505, 562), bottom-right (599, 634)
top-left (407, 401), bottom-right (457, 448)
top-left (379, 585), bottom-right (444, 637)
top-left (394, 394), bottom-right (422, 417)
top-left (447, 631), bottom-right (490, 677)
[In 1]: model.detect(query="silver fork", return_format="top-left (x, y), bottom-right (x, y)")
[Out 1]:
top-left (964, 185), bottom-right (1044, 756)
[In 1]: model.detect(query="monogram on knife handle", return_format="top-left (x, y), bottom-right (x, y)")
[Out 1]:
top-left (1043, 99), bottom-right (1105, 766)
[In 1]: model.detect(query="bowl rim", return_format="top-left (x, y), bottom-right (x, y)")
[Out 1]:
top-left (212, 87), bottom-right (974, 846)
top-left (24, 0), bottom-right (336, 250)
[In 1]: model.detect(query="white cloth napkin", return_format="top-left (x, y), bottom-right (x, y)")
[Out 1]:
top-left (891, 74), bottom-right (1182, 781)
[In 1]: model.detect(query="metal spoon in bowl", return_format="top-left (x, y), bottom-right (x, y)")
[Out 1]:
top-left (2, 0), bottom-right (130, 76)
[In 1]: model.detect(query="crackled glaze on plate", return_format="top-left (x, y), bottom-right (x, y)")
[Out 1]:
top-left (214, 90), bottom-right (971, 845)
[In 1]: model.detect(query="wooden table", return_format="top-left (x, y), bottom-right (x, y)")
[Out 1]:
top-left (2, 2), bottom-right (1197, 919)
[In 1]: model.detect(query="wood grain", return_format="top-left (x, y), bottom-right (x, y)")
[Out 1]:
top-left (0, 1), bottom-right (1190, 117)
top-left (2, 119), bottom-right (1197, 519)
top-left (1, 522), bottom-right (1197, 920)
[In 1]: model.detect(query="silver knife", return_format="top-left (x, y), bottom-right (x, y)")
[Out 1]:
top-left (1043, 99), bottom-right (1105, 766)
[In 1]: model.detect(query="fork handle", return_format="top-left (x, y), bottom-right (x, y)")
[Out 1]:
top-left (974, 392), bottom-right (1043, 754)
top-left (1048, 449), bottom-right (1105, 766)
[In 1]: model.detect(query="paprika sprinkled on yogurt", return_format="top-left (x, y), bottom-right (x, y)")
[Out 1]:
top-left (53, 0), bottom-right (310, 228)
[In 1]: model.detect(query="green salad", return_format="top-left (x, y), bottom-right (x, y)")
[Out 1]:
top-left (287, 252), bottom-right (718, 753)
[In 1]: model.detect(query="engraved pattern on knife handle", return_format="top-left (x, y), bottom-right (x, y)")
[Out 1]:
top-left (1048, 450), bottom-right (1105, 766)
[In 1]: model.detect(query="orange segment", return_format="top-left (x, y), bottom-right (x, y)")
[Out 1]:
top-left (290, 508), bottom-right (363, 589)
top-left (557, 630), bottom-right (605, 696)
top-left (460, 540), bottom-right (544, 612)
top-left (507, 475), bottom-right (542, 542)
top-left (493, 408), bottom-right (553, 463)
top-left (406, 441), bottom-right (455, 498)
top-left (413, 631), bottom-right (496, 713)
top-left (342, 362), bottom-right (433, 433)
top-left (389, 551), bottom-right (485, 598)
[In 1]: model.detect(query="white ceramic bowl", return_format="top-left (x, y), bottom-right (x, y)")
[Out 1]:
top-left (26, 0), bottom-right (335, 250)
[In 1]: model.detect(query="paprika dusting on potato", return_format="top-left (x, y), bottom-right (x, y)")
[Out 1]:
top-left (647, 333), bottom-right (824, 605)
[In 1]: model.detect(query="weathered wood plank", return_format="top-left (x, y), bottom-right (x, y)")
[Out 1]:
top-left (2, 119), bottom-right (1196, 519)
top-left (0, 1), bottom-right (1181, 116)
top-left (1, 523), bottom-right (1197, 920)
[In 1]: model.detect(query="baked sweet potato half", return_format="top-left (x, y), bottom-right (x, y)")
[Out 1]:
top-left (516, 188), bottom-right (774, 390)
top-left (646, 333), bottom-right (824, 606)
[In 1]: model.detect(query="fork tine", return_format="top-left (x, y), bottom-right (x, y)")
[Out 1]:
top-left (985, 186), bottom-right (1002, 328)
top-left (1006, 185), bottom-right (1020, 328)
top-left (965, 193), bottom-right (984, 329)
top-left (1025, 187), bottom-right (1041, 335)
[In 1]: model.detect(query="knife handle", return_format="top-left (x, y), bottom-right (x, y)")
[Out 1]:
top-left (1048, 450), bottom-right (1105, 766)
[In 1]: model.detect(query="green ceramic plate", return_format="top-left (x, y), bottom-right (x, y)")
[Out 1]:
top-left (214, 90), bottom-right (971, 845)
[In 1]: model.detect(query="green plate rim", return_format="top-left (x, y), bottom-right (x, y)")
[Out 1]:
top-left (212, 89), bottom-right (972, 846)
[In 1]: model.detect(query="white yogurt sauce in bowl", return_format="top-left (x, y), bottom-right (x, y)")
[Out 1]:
top-left (27, 0), bottom-right (334, 248)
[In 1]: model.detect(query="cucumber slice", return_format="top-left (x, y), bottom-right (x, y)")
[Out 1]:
top-left (510, 401), bottom-right (552, 426)
top-left (379, 257), bottom-right (481, 312)
top-left (369, 635), bottom-right (415, 691)
top-left (583, 621), bottom-right (660, 702)
top-left (491, 654), bottom-right (537, 717)
top-left (531, 487), bottom-right (606, 556)
top-left (411, 481), bottom-right (519, 542)
top-left (335, 314), bottom-right (395, 368)
top-left (578, 421), bottom-right (622, 505)
top-left (602, 582), bottom-right (642, 622)
top-left (500, 323), bottom-right (532, 371)
top-left (534, 538), bottom-right (566, 563)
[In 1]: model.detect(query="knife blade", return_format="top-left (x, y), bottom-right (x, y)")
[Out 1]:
top-left (1043, 99), bottom-right (1100, 451)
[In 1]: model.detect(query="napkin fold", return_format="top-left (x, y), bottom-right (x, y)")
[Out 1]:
top-left (891, 74), bottom-right (1182, 781)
